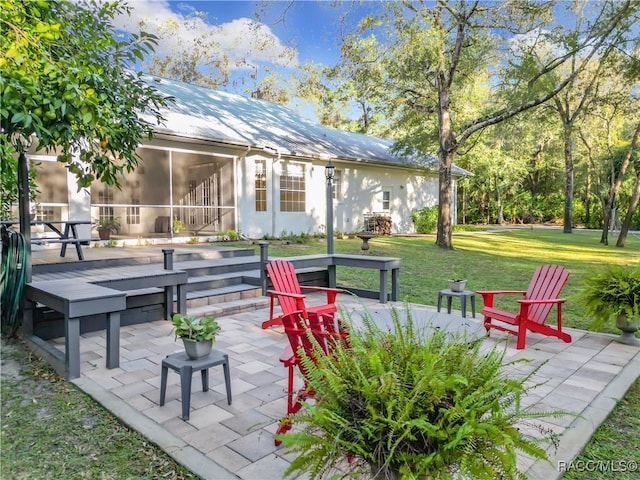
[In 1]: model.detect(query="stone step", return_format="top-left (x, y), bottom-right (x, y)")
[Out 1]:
top-left (186, 296), bottom-right (270, 319)
top-left (184, 284), bottom-right (263, 309)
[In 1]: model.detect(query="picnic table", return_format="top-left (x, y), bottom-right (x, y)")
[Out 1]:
top-left (0, 219), bottom-right (91, 260)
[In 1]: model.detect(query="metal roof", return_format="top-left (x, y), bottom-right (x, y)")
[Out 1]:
top-left (142, 75), bottom-right (472, 176)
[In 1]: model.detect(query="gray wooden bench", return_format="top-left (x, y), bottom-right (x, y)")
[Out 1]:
top-left (23, 280), bottom-right (126, 379)
top-left (259, 246), bottom-right (401, 303)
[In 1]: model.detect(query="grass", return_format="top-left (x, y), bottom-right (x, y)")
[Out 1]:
top-left (260, 228), bottom-right (640, 334)
top-left (1, 227), bottom-right (638, 478)
top-left (0, 339), bottom-right (198, 480)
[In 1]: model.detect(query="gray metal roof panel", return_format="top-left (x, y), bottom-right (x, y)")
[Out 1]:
top-left (143, 75), bottom-right (472, 176)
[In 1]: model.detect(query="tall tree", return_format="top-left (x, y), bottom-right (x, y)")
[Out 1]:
top-left (617, 139), bottom-right (640, 247)
top-left (341, 0), bottom-right (637, 248)
top-left (1, 0), bottom-right (170, 270)
top-left (135, 10), bottom-right (296, 102)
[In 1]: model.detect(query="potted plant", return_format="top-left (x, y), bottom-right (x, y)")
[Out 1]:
top-left (172, 218), bottom-right (183, 234)
top-left (93, 217), bottom-right (120, 240)
top-left (278, 307), bottom-right (568, 479)
top-left (448, 265), bottom-right (467, 292)
top-left (578, 264), bottom-right (640, 346)
top-left (172, 314), bottom-right (221, 359)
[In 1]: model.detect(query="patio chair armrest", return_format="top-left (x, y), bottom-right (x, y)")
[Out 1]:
top-left (300, 286), bottom-right (344, 303)
top-left (267, 289), bottom-right (306, 300)
top-left (477, 290), bottom-right (527, 296)
top-left (517, 298), bottom-right (566, 305)
top-left (279, 344), bottom-right (295, 366)
top-left (477, 290), bottom-right (526, 308)
top-left (300, 286), bottom-right (344, 294)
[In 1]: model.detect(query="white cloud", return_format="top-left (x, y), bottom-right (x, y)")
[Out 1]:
top-left (113, 0), bottom-right (297, 68)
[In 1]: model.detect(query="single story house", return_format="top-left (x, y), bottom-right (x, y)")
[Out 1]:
top-left (23, 75), bottom-right (471, 240)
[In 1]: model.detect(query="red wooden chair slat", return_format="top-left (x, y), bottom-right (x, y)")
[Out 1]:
top-left (477, 264), bottom-right (571, 349)
top-left (274, 310), bottom-right (348, 445)
top-left (261, 259), bottom-right (344, 329)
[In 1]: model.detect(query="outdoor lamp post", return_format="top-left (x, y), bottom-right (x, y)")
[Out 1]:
top-left (325, 159), bottom-right (335, 255)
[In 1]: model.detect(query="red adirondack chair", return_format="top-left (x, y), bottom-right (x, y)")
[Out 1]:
top-left (274, 310), bottom-right (348, 445)
top-left (261, 259), bottom-right (344, 329)
top-left (477, 264), bottom-right (572, 350)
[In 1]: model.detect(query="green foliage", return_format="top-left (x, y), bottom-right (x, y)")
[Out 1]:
top-left (577, 265), bottom-right (640, 330)
top-left (92, 217), bottom-right (120, 233)
top-left (279, 307), bottom-right (567, 479)
top-left (0, 0), bottom-right (171, 192)
top-left (219, 229), bottom-right (241, 241)
top-left (412, 206), bottom-right (438, 233)
top-left (172, 218), bottom-right (183, 234)
top-left (0, 151), bottom-right (38, 218)
top-left (171, 314), bottom-right (220, 341)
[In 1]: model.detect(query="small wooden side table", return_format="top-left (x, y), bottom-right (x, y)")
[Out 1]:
top-left (160, 349), bottom-right (232, 420)
top-left (437, 289), bottom-right (476, 318)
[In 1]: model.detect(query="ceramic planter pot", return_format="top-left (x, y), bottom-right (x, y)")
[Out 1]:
top-left (98, 228), bottom-right (111, 240)
top-left (182, 338), bottom-right (213, 359)
top-left (615, 313), bottom-right (640, 346)
top-left (448, 280), bottom-right (467, 292)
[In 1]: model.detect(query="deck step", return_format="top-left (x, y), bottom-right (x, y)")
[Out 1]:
top-left (187, 296), bottom-right (270, 318)
top-left (184, 284), bottom-right (263, 309)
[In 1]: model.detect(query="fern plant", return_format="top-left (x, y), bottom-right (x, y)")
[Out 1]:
top-left (278, 306), bottom-right (569, 480)
top-left (577, 264), bottom-right (640, 329)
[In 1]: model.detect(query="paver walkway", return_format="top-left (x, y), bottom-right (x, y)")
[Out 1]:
top-left (46, 295), bottom-right (640, 480)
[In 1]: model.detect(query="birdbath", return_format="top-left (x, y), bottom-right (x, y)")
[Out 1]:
top-left (356, 232), bottom-right (377, 251)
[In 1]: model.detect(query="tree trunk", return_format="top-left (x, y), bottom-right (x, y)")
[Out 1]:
top-left (437, 157), bottom-right (453, 249)
top-left (494, 176), bottom-right (504, 224)
top-left (616, 172), bottom-right (640, 247)
top-left (601, 122), bottom-right (640, 244)
top-left (585, 170), bottom-right (592, 227)
top-left (436, 76), bottom-right (455, 249)
top-left (562, 128), bottom-right (574, 233)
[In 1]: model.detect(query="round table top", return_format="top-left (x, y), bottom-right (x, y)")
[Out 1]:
top-left (438, 288), bottom-right (475, 296)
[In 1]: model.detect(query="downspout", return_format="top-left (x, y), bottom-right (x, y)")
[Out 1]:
top-left (236, 146), bottom-right (251, 234)
top-left (271, 151), bottom-right (281, 238)
top-left (169, 150), bottom-right (173, 239)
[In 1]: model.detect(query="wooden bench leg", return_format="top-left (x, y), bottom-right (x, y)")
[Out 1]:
top-left (106, 311), bottom-right (120, 369)
top-left (65, 316), bottom-right (81, 380)
top-left (164, 286), bottom-right (174, 319)
top-left (177, 284), bottom-right (187, 314)
top-left (379, 270), bottom-right (388, 303)
top-left (391, 268), bottom-right (400, 301)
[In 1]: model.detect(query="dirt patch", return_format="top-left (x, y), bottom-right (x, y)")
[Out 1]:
top-left (0, 337), bottom-right (26, 378)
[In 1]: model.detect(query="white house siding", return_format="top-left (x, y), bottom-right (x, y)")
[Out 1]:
top-left (20, 136), bottom-right (449, 239)
top-left (234, 149), bottom-right (445, 238)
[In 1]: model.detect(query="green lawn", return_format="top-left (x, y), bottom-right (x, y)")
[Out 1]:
top-left (262, 228), bottom-right (640, 334)
top-left (2, 227), bottom-right (638, 478)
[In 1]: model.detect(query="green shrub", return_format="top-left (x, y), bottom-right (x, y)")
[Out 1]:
top-left (219, 229), bottom-right (241, 241)
top-left (411, 206), bottom-right (438, 233)
top-left (279, 307), bottom-right (567, 479)
top-left (578, 264), bottom-right (640, 329)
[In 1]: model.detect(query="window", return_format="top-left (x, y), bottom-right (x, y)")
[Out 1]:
top-left (255, 160), bottom-right (267, 211)
top-left (382, 190), bottom-right (390, 210)
top-left (98, 187), bottom-right (114, 222)
top-left (126, 181), bottom-right (140, 225)
top-left (126, 199), bottom-right (140, 225)
top-left (332, 170), bottom-right (342, 200)
top-left (280, 163), bottom-right (305, 212)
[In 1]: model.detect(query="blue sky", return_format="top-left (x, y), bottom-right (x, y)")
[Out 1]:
top-left (115, 0), bottom-right (360, 71)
